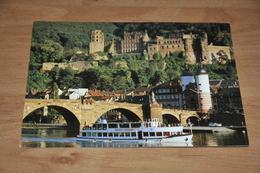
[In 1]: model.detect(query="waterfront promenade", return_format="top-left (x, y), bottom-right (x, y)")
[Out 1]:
top-left (183, 126), bottom-right (246, 132)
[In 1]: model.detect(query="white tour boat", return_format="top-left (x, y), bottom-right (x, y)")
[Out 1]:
top-left (76, 118), bottom-right (193, 143)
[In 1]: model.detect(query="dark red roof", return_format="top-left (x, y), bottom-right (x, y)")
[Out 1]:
top-left (88, 90), bottom-right (103, 96)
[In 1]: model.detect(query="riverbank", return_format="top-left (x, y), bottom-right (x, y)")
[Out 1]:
top-left (183, 126), bottom-right (246, 132)
top-left (22, 123), bottom-right (67, 128)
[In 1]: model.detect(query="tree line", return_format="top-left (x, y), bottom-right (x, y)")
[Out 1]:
top-left (27, 50), bottom-right (237, 92)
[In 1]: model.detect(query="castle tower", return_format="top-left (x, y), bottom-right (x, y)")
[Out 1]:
top-left (195, 62), bottom-right (212, 113)
top-left (181, 65), bottom-right (194, 91)
top-left (89, 30), bottom-right (104, 54)
top-left (200, 33), bottom-right (210, 63)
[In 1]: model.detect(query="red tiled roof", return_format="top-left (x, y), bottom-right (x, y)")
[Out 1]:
top-left (99, 96), bottom-right (112, 100)
top-left (88, 90), bottom-right (103, 96)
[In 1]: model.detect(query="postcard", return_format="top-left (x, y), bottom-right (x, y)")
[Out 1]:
top-left (20, 22), bottom-right (249, 148)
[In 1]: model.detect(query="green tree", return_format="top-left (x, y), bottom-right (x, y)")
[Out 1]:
top-left (31, 40), bottom-right (64, 63)
top-left (153, 51), bottom-right (162, 60)
top-left (26, 70), bottom-right (52, 91)
top-left (52, 82), bottom-right (60, 99)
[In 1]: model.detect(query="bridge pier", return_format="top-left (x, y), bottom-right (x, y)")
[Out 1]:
top-left (144, 103), bottom-right (163, 121)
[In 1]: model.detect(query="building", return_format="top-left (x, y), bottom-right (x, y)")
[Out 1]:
top-left (89, 30), bottom-right (105, 54)
top-left (150, 80), bottom-right (183, 109)
top-left (90, 30), bottom-right (232, 64)
top-left (68, 88), bottom-right (88, 99)
top-left (181, 63), bottom-right (213, 114)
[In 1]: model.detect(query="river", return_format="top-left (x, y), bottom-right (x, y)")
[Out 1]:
top-left (20, 126), bottom-right (249, 148)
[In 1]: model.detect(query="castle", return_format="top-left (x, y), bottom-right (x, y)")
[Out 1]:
top-left (89, 30), bottom-right (232, 64)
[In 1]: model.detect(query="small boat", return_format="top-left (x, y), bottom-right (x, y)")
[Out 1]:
top-left (76, 118), bottom-right (193, 143)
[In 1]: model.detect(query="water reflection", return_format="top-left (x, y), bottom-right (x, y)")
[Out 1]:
top-left (20, 127), bottom-right (249, 148)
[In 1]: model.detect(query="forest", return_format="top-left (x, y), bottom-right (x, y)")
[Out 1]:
top-left (27, 22), bottom-right (236, 93)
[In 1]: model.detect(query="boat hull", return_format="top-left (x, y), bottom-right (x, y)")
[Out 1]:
top-left (76, 134), bottom-right (193, 143)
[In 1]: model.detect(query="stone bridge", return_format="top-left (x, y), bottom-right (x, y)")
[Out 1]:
top-left (23, 99), bottom-right (200, 132)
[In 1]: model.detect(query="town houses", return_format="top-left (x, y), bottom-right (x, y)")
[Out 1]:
top-left (26, 64), bottom-right (243, 117)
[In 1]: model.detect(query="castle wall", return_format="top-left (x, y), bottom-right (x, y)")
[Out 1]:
top-left (42, 62), bottom-right (93, 71)
top-left (148, 38), bottom-right (184, 58)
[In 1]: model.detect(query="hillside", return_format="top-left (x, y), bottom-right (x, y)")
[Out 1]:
top-left (27, 22), bottom-right (236, 92)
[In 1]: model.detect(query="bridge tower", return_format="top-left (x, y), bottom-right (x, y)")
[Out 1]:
top-left (181, 65), bottom-right (194, 91)
top-left (195, 62), bottom-right (212, 113)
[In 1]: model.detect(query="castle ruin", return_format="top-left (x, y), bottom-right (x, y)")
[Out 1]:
top-left (89, 30), bottom-right (232, 64)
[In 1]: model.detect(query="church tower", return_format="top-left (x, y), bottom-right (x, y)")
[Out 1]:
top-left (195, 62), bottom-right (212, 113)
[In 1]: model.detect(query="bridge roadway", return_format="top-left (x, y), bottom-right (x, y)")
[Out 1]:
top-left (23, 99), bottom-right (200, 133)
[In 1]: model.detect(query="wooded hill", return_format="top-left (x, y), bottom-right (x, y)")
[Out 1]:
top-left (27, 22), bottom-right (236, 92)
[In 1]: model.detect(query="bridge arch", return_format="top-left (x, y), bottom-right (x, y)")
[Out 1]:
top-left (162, 114), bottom-right (180, 125)
top-left (99, 108), bottom-right (142, 122)
top-left (186, 116), bottom-right (201, 126)
top-left (23, 105), bottom-right (80, 133)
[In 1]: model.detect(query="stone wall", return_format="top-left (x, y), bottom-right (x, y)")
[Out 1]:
top-left (42, 61), bottom-right (93, 71)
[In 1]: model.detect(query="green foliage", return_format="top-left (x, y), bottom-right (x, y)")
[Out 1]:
top-left (214, 32), bottom-right (233, 46)
top-left (27, 22), bottom-right (236, 92)
top-left (31, 40), bottom-right (64, 63)
top-left (153, 51), bottom-right (162, 60)
top-left (26, 70), bottom-right (52, 91)
top-left (52, 82), bottom-right (60, 99)
top-left (97, 52), bottom-right (108, 56)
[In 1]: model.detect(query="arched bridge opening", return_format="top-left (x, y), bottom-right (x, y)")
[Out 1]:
top-left (23, 106), bottom-right (80, 134)
top-left (186, 116), bottom-right (201, 126)
top-left (95, 108), bottom-right (142, 123)
top-left (162, 114), bottom-right (180, 125)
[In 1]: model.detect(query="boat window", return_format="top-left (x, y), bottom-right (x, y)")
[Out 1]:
top-left (143, 132), bottom-right (149, 136)
top-left (98, 133), bottom-right (102, 137)
top-left (131, 123), bottom-right (141, 128)
top-left (119, 124), bottom-right (130, 128)
top-left (82, 132), bottom-right (86, 136)
top-left (92, 124), bottom-right (97, 129)
top-left (108, 124), bottom-right (118, 128)
top-left (150, 132), bottom-right (155, 136)
top-left (156, 132), bottom-right (162, 136)
top-left (102, 124), bottom-right (107, 129)
top-left (103, 133), bottom-right (107, 137)
top-left (92, 133), bottom-right (96, 137)
top-left (87, 132), bottom-right (91, 136)
top-left (114, 133), bottom-right (119, 137)
top-left (108, 133), bottom-right (113, 137)
top-left (163, 132), bottom-right (170, 136)
top-left (125, 132), bottom-right (130, 137)
top-left (119, 132), bottom-right (124, 137)
top-left (98, 124), bottom-right (103, 130)
top-left (131, 132), bottom-right (136, 137)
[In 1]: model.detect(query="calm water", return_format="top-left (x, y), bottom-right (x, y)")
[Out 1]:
top-left (20, 126), bottom-right (249, 148)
